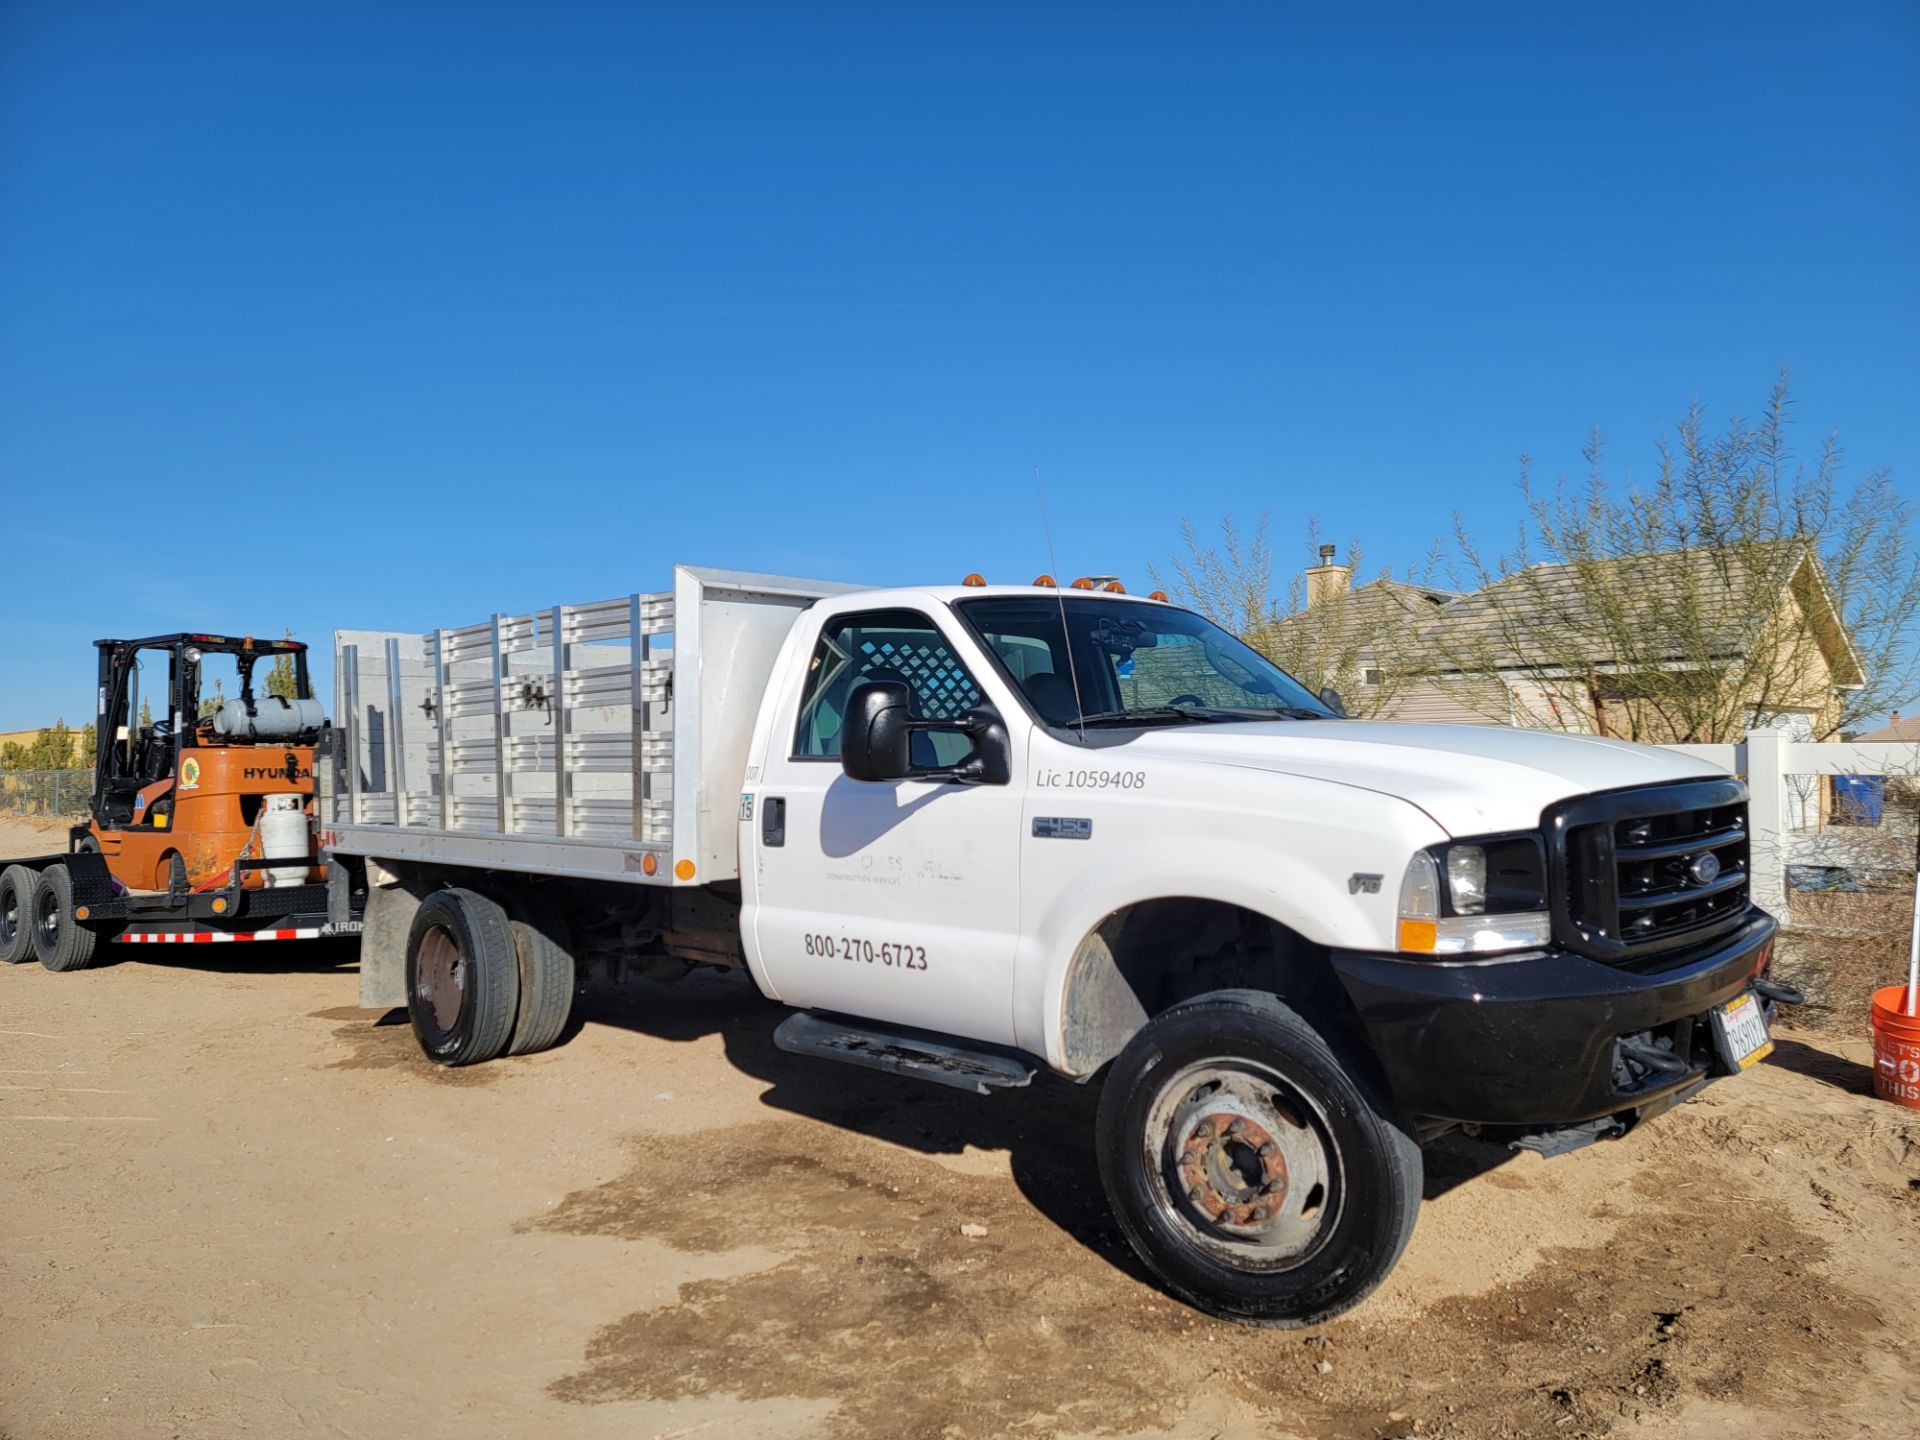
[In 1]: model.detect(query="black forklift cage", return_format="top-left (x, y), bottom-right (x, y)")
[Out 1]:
top-left (92, 633), bottom-right (313, 829)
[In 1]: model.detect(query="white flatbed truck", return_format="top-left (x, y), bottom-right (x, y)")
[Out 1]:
top-left (323, 565), bottom-right (1794, 1324)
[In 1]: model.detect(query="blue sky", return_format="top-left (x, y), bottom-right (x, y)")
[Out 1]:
top-left (2, 2), bottom-right (1915, 731)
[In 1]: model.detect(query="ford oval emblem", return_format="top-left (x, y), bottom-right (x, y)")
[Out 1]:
top-left (1688, 851), bottom-right (1722, 886)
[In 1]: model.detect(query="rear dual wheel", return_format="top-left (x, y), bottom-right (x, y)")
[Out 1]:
top-left (405, 887), bottom-right (576, 1066)
top-left (406, 889), bottom-right (520, 1066)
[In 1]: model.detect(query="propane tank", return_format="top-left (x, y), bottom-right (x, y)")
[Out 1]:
top-left (211, 696), bottom-right (325, 740)
top-left (258, 795), bottom-right (309, 887)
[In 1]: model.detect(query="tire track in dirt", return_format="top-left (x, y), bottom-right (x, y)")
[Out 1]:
top-left (311, 1006), bottom-right (501, 1087)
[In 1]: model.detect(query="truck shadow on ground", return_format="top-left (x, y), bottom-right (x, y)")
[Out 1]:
top-left (137, 937), bottom-right (365, 977)
top-left (560, 967), bottom-right (1515, 1287)
top-left (1766, 1032), bottom-right (1877, 1095)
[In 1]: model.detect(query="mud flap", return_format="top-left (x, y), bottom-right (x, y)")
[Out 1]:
top-left (359, 880), bottom-right (422, 1010)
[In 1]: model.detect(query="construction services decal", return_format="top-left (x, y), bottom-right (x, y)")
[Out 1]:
top-left (180, 756), bottom-right (202, 791)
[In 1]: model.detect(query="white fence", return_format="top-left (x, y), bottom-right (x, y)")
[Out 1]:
top-left (1660, 732), bottom-right (1918, 920)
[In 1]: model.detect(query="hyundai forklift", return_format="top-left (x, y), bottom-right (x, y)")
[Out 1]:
top-left (0, 633), bottom-right (364, 971)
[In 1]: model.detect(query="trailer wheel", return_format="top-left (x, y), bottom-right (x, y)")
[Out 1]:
top-left (31, 865), bottom-right (100, 973)
top-left (1, 865), bottom-right (39, 965)
top-left (502, 892), bottom-right (575, 1056)
top-left (405, 888), bottom-right (520, 1066)
top-left (1095, 988), bottom-right (1421, 1328)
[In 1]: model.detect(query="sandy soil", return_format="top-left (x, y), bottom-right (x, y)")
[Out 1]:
top-left (2, 814), bottom-right (1916, 1440)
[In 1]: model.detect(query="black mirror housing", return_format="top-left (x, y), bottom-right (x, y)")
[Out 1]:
top-left (840, 681), bottom-right (1011, 786)
top-left (1318, 686), bottom-right (1348, 718)
top-left (842, 681), bottom-right (915, 781)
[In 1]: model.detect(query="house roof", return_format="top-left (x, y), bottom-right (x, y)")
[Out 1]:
top-left (1257, 576), bottom-right (1454, 650)
top-left (1265, 541), bottom-right (1865, 690)
top-left (1856, 713), bottom-right (1920, 742)
top-left (1417, 542), bottom-right (1864, 685)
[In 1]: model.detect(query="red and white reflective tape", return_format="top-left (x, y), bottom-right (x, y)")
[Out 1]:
top-left (113, 928), bottom-right (328, 945)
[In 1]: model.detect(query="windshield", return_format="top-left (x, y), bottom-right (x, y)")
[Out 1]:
top-left (954, 596), bottom-right (1335, 727)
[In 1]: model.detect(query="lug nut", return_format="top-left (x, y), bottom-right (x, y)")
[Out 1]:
top-left (1249, 1205), bottom-right (1269, 1222)
top-left (1179, 1149), bottom-right (1197, 1165)
top-left (1258, 1141), bottom-right (1277, 1157)
top-left (1188, 1186), bottom-right (1208, 1204)
top-left (1228, 1118), bottom-right (1246, 1136)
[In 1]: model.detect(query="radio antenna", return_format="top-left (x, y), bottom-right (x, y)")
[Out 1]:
top-left (1034, 466), bottom-right (1086, 739)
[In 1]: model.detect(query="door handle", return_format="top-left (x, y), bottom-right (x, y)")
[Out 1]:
top-left (762, 796), bottom-right (786, 848)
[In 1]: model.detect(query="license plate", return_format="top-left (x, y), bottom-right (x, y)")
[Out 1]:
top-left (1714, 992), bottom-right (1773, 1070)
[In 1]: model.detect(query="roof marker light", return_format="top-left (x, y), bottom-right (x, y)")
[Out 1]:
top-left (1070, 577), bottom-right (1095, 590)
top-left (1103, 581), bottom-right (1126, 594)
top-left (1033, 574), bottom-right (1057, 588)
top-left (962, 573), bottom-right (986, 587)
top-left (1149, 590), bottom-right (1169, 602)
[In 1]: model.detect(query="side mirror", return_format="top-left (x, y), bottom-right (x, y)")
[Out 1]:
top-left (1318, 686), bottom-right (1348, 718)
top-left (841, 681), bottom-right (1011, 785)
top-left (842, 681), bottom-right (915, 781)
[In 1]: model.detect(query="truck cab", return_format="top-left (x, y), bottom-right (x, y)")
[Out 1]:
top-left (737, 583), bottom-right (1781, 1320)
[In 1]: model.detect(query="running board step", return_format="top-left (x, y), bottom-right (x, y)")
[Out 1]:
top-left (773, 1012), bottom-right (1038, 1095)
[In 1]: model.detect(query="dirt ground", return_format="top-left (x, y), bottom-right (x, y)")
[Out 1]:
top-left (2, 814), bottom-right (1916, 1440)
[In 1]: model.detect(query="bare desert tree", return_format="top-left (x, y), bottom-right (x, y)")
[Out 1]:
top-left (1153, 514), bottom-right (1447, 718)
top-left (1432, 376), bottom-right (1919, 742)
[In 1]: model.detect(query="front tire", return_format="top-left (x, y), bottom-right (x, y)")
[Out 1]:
top-left (1, 865), bottom-right (39, 965)
top-left (31, 865), bottom-right (100, 973)
top-left (1096, 989), bottom-right (1422, 1327)
top-left (405, 888), bottom-right (520, 1066)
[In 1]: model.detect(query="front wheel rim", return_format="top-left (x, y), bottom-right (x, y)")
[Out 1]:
top-left (1141, 1057), bottom-right (1343, 1271)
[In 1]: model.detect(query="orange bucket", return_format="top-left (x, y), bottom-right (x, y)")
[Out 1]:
top-left (1870, 986), bottom-right (1920, 1109)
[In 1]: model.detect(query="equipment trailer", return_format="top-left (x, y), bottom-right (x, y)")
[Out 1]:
top-left (0, 632), bottom-right (364, 972)
top-left (323, 564), bottom-right (1796, 1326)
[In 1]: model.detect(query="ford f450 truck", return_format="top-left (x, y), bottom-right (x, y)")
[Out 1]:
top-left (318, 566), bottom-right (1790, 1324)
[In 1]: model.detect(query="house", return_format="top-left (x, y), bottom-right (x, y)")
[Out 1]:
top-left (1272, 541), bottom-right (1863, 742)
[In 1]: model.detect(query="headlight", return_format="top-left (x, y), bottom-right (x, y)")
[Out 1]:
top-left (1445, 845), bottom-right (1487, 914)
top-left (1397, 835), bottom-right (1549, 956)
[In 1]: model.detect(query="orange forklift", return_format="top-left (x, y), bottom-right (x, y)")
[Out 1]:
top-left (0, 633), bottom-right (364, 971)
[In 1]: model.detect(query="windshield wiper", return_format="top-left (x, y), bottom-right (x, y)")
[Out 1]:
top-left (1073, 705), bottom-right (1231, 727)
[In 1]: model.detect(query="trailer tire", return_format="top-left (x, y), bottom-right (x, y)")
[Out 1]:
top-left (502, 892), bottom-right (575, 1057)
top-left (1, 865), bottom-right (39, 965)
top-left (1095, 988), bottom-right (1421, 1328)
top-left (405, 888), bottom-right (520, 1066)
top-left (31, 865), bottom-right (100, 973)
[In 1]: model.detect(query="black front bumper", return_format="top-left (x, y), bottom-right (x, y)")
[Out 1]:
top-left (1330, 912), bottom-right (1778, 1126)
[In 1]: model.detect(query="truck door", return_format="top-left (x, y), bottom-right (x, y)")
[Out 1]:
top-left (746, 606), bottom-right (1024, 1046)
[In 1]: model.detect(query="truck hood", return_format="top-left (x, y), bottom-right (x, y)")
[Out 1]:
top-left (1117, 721), bottom-right (1728, 836)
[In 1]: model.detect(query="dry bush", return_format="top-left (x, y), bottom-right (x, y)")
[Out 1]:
top-left (1777, 888), bottom-right (1913, 1037)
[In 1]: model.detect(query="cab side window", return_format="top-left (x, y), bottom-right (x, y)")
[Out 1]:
top-left (793, 609), bottom-right (985, 765)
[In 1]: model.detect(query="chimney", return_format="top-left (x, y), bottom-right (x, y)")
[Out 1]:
top-left (1305, 543), bottom-right (1352, 609)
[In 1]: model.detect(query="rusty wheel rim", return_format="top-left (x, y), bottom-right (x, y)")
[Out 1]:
top-left (414, 924), bottom-right (467, 1036)
top-left (1, 888), bottom-right (18, 951)
top-left (1143, 1058), bottom-right (1340, 1270)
